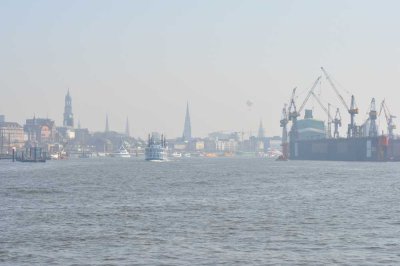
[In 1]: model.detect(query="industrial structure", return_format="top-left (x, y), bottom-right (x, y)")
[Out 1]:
top-left (281, 67), bottom-right (400, 161)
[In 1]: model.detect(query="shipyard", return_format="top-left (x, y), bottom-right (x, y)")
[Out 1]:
top-left (1, 71), bottom-right (399, 162)
top-left (279, 67), bottom-right (399, 162)
top-left (4, 1), bottom-right (400, 265)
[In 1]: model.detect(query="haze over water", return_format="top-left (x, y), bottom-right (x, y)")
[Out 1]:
top-left (2, 1), bottom-right (400, 137)
top-left (1, 158), bottom-right (399, 265)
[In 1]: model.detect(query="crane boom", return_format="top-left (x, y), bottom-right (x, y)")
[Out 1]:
top-left (288, 87), bottom-right (297, 121)
top-left (298, 76), bottom-right (322, 114)
top-left (321, 67), bottom-right (350, 111)
top-left (311, 91), bottom-right (333, 121)
top-left (379, 99), bottom-right (397, 138)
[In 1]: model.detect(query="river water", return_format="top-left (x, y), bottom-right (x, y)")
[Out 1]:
top-left (1, 157), bottom-right (400, 265)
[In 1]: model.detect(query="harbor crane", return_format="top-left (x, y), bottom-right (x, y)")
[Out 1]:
top-left (288, 76), bottom-right (322, 142)
top-left (379, 100), bottom-right (396, 139)
top-left (333, 108), bottom-right (342, 138)
top-left (280, 104), bottom-right (289, 159)
top-left (310, 91), bottom-right (333, 138)
top-left (321, 67), bottom-right (359, 138)
top-left (288, 87), bottom-right (299, 141)
top-left (288, 88), bottom-right (298, 122)
top-left (368, 98), bottom-right (378, 137)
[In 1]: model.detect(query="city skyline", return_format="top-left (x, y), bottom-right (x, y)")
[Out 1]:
top-left (0, 90), bottom-right (275, 139)
top-left (1, 1), bottom-right (400, 138)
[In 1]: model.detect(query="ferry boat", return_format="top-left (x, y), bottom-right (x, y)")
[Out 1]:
top-left (145, 133), bottom-right (168, 161)
top-left (112, 144), bottom-right (131, 158)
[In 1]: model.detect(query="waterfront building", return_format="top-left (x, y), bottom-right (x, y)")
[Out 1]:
top-left (24, 117), bottom-right (56, 146)
top-left (182, 102), bottom-right (192, 141)
top-left (172, 142), bottom-right (187, 151)
top-left (216, 139), bottom-right (238, 153)
top-left (75, 128), bottom-right (90, 145)
top-left (189, 139), bottom-right (205, 151)
top-left (57, 126), bottom-right (75, 140)
top-left (0, 118), bottom-right (24, 153)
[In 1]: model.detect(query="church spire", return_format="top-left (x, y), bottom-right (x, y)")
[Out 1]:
top-left (182, 102), bottom-right (192, 141)
top-left (257, 120), bottom-right (265, 140)
top-left (125, 116), bottom-right (130, 137)
top-left (105, 114), bottom-right (110, 132)
top-left (63, 89), bottom-right (74, 128)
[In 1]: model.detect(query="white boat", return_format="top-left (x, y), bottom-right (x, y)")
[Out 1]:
top-left (50, 153), bottom-right (59, 160)
top-left (112, 145), bottom-right (131, 158)
top-left (145, 133), bottom-right (168, 161)
top-left (172, 152), bottom-right (182, 158)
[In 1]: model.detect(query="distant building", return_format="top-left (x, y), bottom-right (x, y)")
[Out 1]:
top-left (269, 136), bottom-right (282, 150)
top-left (63, 89), bottom-right (74, 127)
top-left (208, 131), bottom-right (240, 142)
top-left (216, 139), bottom-right (238, 153)
top-left (57, 126), bottom-right (75, 140)
top-left (173, 142), bottom-right (187, 151)
top-left (182, 102), bottom-right (192, 141)
top-left (0, 115), bottom-right (5, 124)
top-left (74, 128), bottom-right (90, 145)
top-left (58, 90), bottom-right (76, 141)
top-left (24, 117), bottom-right (56, 145)
top-left (189, 139), bottom-right (205, 151)
top-left (0, 120), bottom-right (24, 153)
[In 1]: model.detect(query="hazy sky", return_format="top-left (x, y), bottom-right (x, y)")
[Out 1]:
top-left (1, 0), bottom-right (400, 138)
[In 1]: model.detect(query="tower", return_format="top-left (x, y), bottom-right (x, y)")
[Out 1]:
top-left (105, 114), bottom-right (110, 132)
top-left (182, 102), bottom-right (192, 141)
top-left (63, 89), bottom-right (74, 127)
top-left (125, 116), bottom-right (130, 137)
top-left (257, 120), bottom-right (265, 140)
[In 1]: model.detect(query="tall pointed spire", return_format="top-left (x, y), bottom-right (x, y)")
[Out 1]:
top-left (125, 116), bottom-right (130, 137)
top-left (182, 102), bottom-right (192, 141)
top-left (105, 114), bottom-right (110, 132)
top-left (258, 120), bottom-right (265, 140)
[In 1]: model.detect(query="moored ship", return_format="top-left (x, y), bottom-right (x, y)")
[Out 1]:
top-left (145, 133), bottom-right (168, 161)
top-left (281, 67), bottom-right (400, 162)
top-left (112, 144), bottom-right (131, 158)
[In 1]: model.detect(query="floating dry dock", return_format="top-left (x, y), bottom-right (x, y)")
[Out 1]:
top-left (281, 67), bottom-right (399, 162)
